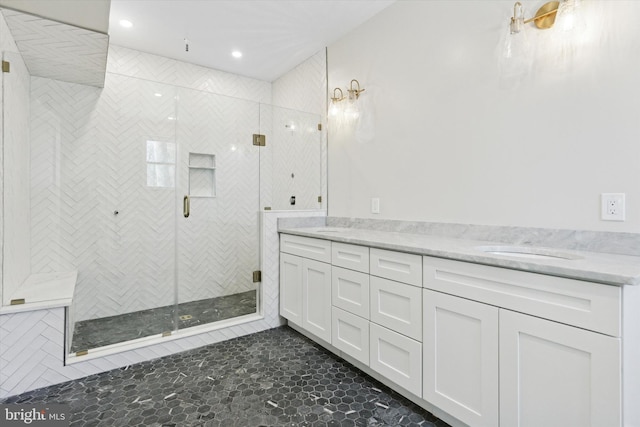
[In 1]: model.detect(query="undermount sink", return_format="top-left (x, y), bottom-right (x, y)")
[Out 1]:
top-left (475, 245), bottom-right (583, 261)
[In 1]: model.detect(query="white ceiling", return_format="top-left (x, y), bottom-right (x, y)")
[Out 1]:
top-left (108, 0), bottom-right (395, 82)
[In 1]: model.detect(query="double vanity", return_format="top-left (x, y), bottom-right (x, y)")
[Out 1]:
top-left (278, 223), bottom-right (640, 427)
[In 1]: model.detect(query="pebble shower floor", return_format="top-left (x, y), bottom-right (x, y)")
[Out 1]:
top-left (1, 327), bottom-right (451, 426)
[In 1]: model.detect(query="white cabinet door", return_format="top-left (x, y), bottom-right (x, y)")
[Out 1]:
top-left (423, 290), bottom-right (499, 427)
top-left (370, 323), bottom-right (422, 396)
top-left (500, 309), bottom-right (621, 427)
top-left (302, 258), bottom-right (332, 343)
top-left (332, 307), bottom-right (369, 365)
top-left (280, 253), bottom-right (303, 326)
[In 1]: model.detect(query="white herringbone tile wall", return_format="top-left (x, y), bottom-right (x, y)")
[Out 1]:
top-left (272, 49), bottom-right (326, 115)
top-left (107, 45), bottom-right (271, 104)
top-left (1, 9), bottom-right (108, 88)
top-left (271, 107), bottom-right (323, 210)
top-left (272, 49), bottom-right (327, 211)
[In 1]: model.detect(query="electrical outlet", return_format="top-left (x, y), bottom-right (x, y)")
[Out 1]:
top-left (371, 198), bottom-right (380, 214)
top-left (601, 193), bottom-right (625, 221)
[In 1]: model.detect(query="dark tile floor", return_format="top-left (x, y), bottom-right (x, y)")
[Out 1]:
top-left (71, 291), bottom-right (257, 352)
top-left (4, 326), bottom-right (451, 427)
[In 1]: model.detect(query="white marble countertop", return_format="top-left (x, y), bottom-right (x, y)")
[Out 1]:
top-left (279, 227), bottom-right (640, 286)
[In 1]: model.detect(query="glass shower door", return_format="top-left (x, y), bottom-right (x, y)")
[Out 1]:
top-left (259, 104), bottom-right (323, 210)
top-left (1, 51), bottom-right (31, 308)
top-left (58, 74), bottom-right (180, 352)
top-left (175, 87), bottom-right (260, 330)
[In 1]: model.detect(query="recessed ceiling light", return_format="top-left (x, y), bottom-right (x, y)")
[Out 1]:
top-left (119, 19), bottom-right (133, 28)
top-left (232, 50), bottom-right (242, 58)
top-left (154, 93), bottom-right (163, 97)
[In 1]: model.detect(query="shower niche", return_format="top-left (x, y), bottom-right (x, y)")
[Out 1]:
top-left (188, 153), bottom-right (216, 197)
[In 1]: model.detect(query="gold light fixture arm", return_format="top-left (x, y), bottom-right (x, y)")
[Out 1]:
top-left (523, 8), bottom-right (556, 24)
top-left (524, 1), bottom-right (560, 29)
top-left (511, 1), bottom-right (560, 32)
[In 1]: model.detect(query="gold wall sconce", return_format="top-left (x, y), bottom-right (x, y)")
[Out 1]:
top-left (347, 79), bottom-right (365, 101)
top-left (329, 80), bottom-right (366, 119)
top-left (510, 0), bottom-right (579, 34)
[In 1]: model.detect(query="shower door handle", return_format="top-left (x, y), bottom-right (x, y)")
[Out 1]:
top-left (183, 195), bottom-right (190, 218)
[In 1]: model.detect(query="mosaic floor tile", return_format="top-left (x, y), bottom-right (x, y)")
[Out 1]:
top-left (3, 326), bottom-right (451, 427)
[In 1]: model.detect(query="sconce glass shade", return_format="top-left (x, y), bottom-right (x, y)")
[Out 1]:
top-left (344, 95), bottom-right (360, 120)
top-left (345, 80), bottom-right (364, 120)
top-left (510, 2), bottom-right (524, 34)
top-left (329, 100), bottom-right (342, 117)
top-left (558, 0), bottom-right (582, 31)
top-left (329, 87), bottom-right (344, 117)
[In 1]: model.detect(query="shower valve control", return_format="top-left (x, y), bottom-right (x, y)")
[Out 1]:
top-left (113, 210), bottom-right (119, 215)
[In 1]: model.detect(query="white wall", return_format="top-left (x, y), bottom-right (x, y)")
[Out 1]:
top-left (327, 1), bottom-right (640, 232)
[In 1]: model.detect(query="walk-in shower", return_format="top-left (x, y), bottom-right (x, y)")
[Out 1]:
top-left (2, 64), bottom-right (322, 355)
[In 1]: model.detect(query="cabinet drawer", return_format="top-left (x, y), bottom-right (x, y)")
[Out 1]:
top-left (423, 256), bottom-right (621, 337)
top-left (332, 267), bottom-right (369, 319)
top-left (370, 276), bottom-right (422, 341)
top-left (332, 307), bottom-right (369, 365)
top-left (280, 234), bottom-right (331, 263)
top-left (370, 248), bottom-right (422, 286)
top-left (370, 323), bottom-right (422, 396)
top-left (332, 242), bottom-right (370, 273)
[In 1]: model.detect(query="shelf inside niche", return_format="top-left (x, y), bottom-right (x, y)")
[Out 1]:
top-left (189, 152), bottom-right (215, 168)
top-left (188, 153), bottom-right (216, 197)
